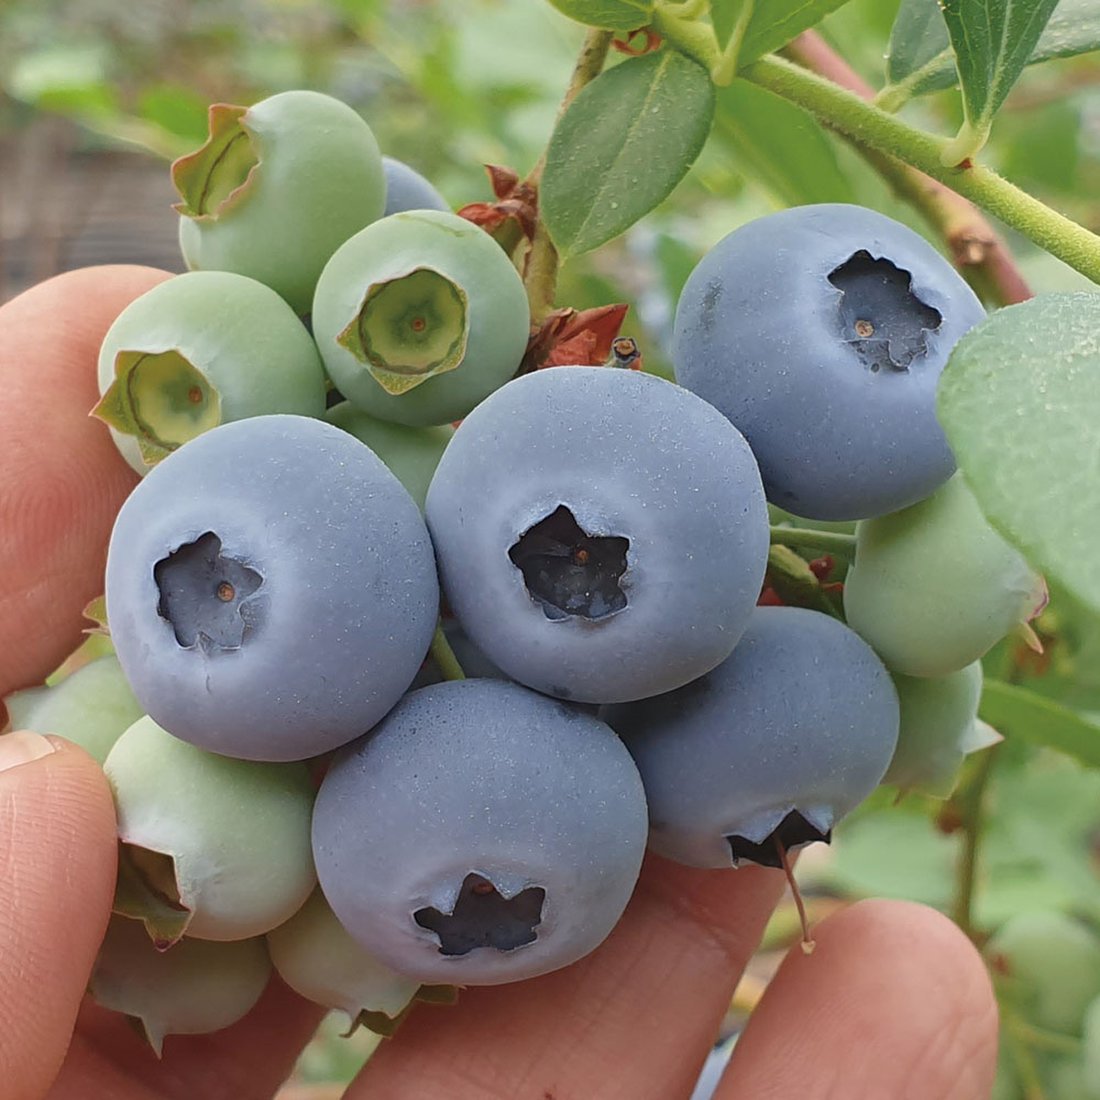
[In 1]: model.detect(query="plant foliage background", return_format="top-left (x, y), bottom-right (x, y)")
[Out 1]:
top-left (6, 1), bottom-right (1100, 1096)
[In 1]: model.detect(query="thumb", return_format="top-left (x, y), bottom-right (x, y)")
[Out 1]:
top-left (0, 732), bottom-right (118, 1100)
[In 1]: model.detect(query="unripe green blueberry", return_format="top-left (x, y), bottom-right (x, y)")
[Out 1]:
top-left (884, 662), bottom-right (1000, 798)
top-left (987, 910), bottom-right (1100, 1034)
top-left (104, 716), bottom-right (316, 946)
top-left (174, 90), bottom-right (385, 314)
top-left (312, 210), bottom-right (530, 426)
top-left (267, 889), bottom-right (419, 1029)
top-left (844, 475), bottom-right (1045, 677)
top-left (94, 271), bottom-right (326, 472)
top-left (325, 400), bottom-right (452, 510)
top-left (3, 654), bottom-right (142, 764)
top-left (90, 916), bottom-right (270, 1055)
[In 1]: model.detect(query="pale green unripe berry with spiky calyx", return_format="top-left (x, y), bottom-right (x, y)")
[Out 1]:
top-left (324, 401), bottom-right (452, 510)
top-left (90, 916), bottom-right (270, 1056)
top-left (268, 889), bottom-right (420, 1033)
top-left (104, 716), bottom-right (316, 947)
top-left (3, 654), bottom-right (142, 764)
top-left (844, 475), bottom-right (1046, 678)
top-left (174, 90), bottom-right (385, 314)
top-left (884, 662), bottom-right (1000, 798)
top-left (987, 910), bottom-right (1100, 1034)
top-left (312, 210), bottom-right (530, 426)
top-left (93, 271), bottom-right (326, 473)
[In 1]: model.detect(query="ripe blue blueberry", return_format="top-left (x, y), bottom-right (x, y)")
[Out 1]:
top-left (425, 367), bottom-right (769, 703)
top-left (673, 203), bottom-right (986, 521)
top-left (603, 606), bottom-right (899, 868)
top-left (105, 414), bottom-right (439, 761)
top-left (312, 678), bottom-right (648, 986)
top-left (382, 156), bottom-right (449, 216)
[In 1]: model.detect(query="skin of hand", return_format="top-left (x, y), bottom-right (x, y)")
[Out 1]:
top-left (0, 267), bottom-right (1000, 1100)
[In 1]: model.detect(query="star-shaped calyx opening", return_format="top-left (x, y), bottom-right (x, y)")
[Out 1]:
top-left (508, 505), bottom-right (628, 622)
top-left (828, 251), bottom-right (943, 373)
top-left (414, 873), bottom-right (546, 957)
top-left (726, 810), bottom-right (831, 869)
top-left (154, 531), bottom-right (263, 650)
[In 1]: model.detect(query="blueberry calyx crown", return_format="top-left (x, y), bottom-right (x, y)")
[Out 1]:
top-left (171, 103), bottom-right (260, 221)
top-left (154, 532), bottom-right (263, 650)
top-left (413, 872), bottom-right (546, 957)
top-left (337, 266), bottom-right (470, 396)
top-left (828, 251), bottom-right (943, 373)
top-left (509, 505), bottom-right (629, 622)
top-left (726, 810), bottom-right (831, 868)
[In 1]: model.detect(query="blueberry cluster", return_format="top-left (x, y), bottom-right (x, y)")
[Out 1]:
top-left (9, 89), bottom-right (1044, 1048)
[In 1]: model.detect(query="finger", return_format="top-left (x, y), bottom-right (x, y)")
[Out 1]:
top-left (0, 265), bottom-right (172, 700)
top-left (352, 854), bottom-right (787, 1100)
top-left (716, 898), bottom-right (999, 1100)
top-left (0, 733), bottom-right (118, 1100)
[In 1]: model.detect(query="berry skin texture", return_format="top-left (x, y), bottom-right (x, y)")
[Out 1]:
top-left (105, 414), bottom-right (439, 761)
top-left (987, 910), bottom-right (1100, 1034)
top-left (425, 367), bottom-right (769, 704)
top-left (603, 606), bottom-right (899, 869)
top-left (382, 156), bottom-right (449, 217)
top-left (90, 917), bottom-right (271, 1056)
top-left (673, 203), bottom-right (986, 521)
top-left (174, 90), bottom-right (385, 314)
top-left (3, 654), bottom-right (142, 764)
top-left (324, 399), bottom-right (452, 511)
top-left (311, 210), bottom-right (530, 426)
top-left (885, 662), bottom-right (1000, 798)
top-left (95, 271), bottom-right (326, 474)
top-left (267, 889), bottom-right (420, 1029)
top-left (104, 716), bottom-right (316, 945)
top-left (312, 679), bottom-right (649, 986)
top-left (844, 474), bottom-right (1045, 678)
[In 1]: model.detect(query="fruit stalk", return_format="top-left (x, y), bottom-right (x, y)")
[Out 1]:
top-left (430, 624), bottom-right (466, 682)
top-left (782, 32), bottom-right (1032, 308)
top-left (949, 742), bottom-right (998, 941)
top-left (524, 28), bottom-right (614, 320)
top-left (768, 525), bottom-right (856, 558)
top-left (739, 55), bottom-right (1100, 286)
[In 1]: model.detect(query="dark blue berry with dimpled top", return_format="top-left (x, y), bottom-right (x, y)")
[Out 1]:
top-left (673, 203), bottom-right (985, 521)
top-left (104, 414), bottom-right (439, 762)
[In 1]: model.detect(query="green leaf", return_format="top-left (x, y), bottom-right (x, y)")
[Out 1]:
top-left (980, 681), bottom-right (1100, 769)
top-left (939, 0), bottom-right (1061, 163)
top-left (546, 0), bottom-right (653, 32)
top-left (713, 79), bottom-right (855, 206)
top-left (883, 0), bottom-right (1100, 108)
top-left (739, 0), bottom-right (854, 64)
top-left (541, 50), bottom-right (714, 256)
top-left (937, 293), bottom-right (1100, 618)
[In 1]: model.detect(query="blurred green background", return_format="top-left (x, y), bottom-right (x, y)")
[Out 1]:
top-left (6, 1), bottom-right (1100, 1096)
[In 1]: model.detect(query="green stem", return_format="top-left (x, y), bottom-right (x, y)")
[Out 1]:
top-left (430, 624), bottom-right (466, 681)
top-left (951, 744), bottom-right (998, 940)
top-left (742, 55), bottom-right (1100, 285)
top-left (1010, 1019), bottom-right (1082, 1056)
top-left (711, 0), bottom-right (754, 86)
top-left (651, 5), bottom-right (718, 70)
top-left (524, 27), bottom-right (613, 320)
top-left (769, 525), bottom-right (856, 557)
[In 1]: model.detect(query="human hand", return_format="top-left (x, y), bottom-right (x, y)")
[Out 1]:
top-left (0, 268), bottom-right (999, 1100)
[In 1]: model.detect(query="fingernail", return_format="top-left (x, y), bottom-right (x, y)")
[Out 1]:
top-left (0, 730), bottom-right (57, 772)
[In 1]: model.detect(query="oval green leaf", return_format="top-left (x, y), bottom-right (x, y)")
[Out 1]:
top-left (939, 0), bottom-right (1061, 164)
top-left (883, 0), bottom-right (1100, 109)
top-left (541, 50), bottom-right (714, 257)
top-left (714, 79), bottom-right (855, 207)
top-left (938, 293), bottom-right (1100, 616)
top-left (738, 0), bottom-right (854, 65)
top-left (980, 681), bottom-right (1100, 769)
top-left (546, 0), bottom-right (653, 32)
